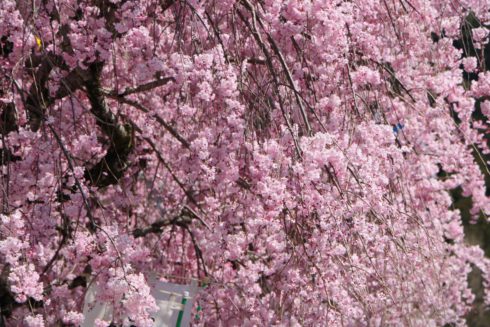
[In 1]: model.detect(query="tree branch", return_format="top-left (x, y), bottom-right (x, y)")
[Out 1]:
top-left (84, 62), bottom-right (134, 187)
top-left (113, 77), bottom-right (175, 97)
top-left (133, 207), bottom-right (194, 238)
top-left (103, 94), bottom-right (190, 149)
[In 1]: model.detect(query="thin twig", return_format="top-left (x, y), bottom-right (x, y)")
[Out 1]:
top-left (112, 77), bottom-right (175, 97)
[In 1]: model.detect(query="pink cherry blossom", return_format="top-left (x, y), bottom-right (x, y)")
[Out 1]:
top-left (0, 0), bottom-right (489, 326)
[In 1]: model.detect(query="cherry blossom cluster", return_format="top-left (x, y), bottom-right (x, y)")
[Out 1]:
top-left (0, 0), bottom-right (490, 326)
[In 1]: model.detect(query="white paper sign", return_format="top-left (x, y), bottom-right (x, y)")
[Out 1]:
top-left (82, 277), bottom-right (199, 327)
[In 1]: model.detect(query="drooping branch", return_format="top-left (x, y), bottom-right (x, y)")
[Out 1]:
top-left (240, 0), bottom-right (312, 136)
top-left (48, 125), bottom-right (98, 231)
top-left (236, 8), bottom-right (303, 157)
